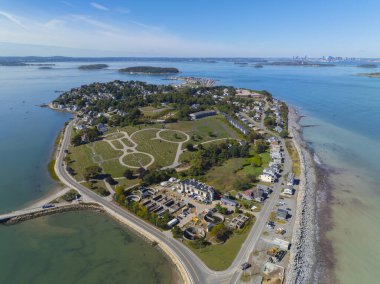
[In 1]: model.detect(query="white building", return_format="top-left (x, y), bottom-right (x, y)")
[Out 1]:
top-left (260, 174), bottom-right (275, 183)
top-left (180, 179), bottom-right (215, 201)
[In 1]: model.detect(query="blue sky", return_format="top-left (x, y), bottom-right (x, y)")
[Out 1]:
top-left (0, 0), bottom-right (379, 57)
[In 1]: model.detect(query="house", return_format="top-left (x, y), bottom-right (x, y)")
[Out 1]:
top-left (276, 209), bottom-right (288, 220)
top-left (97, 123), bottom-right (108, 133)
top-left (283, 188), bottom-right (294, 195)
top-left (220, 197), bottom-right (239, 207)
top-left (222, 113), bottom-right (250, 135)
top-left (180, 179), bottom-right (215, 201)
top-left (189, 110), bottom-right (217, 120)
top-left (75, 124), bottom-right (86, 131)
top-left (242, 189), bottom-right (255, 200)
top-left (254, 187), bottom-right (267, 202)
top-left (260, 174), bottom-right (275, 183)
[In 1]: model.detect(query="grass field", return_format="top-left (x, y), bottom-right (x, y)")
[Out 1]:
top-left (104, 132), bottom-right (124, 140)
top-left (133, 129), bottom-right (177, 168)
top-left (166, 115), bottom-right (242, 147)
top-left (121, 138), bottom-right (135, 147)
top-left (111, 140), bottom-right (124, 149)
top-left (159, 129), bottom-right (188, 142)
top-left (140, 106), bottom-right (172, 119)
top-left (205, 151), bottom-right (270, 193)
top-left (122, 152), bottom-right (153, 168)
top-left (92, 141), bottom-right (123, 160)
top-left (188, 222), bottom-right (254, 271)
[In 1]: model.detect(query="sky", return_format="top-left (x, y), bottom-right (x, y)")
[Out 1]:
top-left (0, 0), bottom-right (379, 57)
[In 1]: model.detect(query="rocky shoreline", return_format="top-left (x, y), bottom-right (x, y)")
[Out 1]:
top-left (285, 106), bottom-right (318, 284)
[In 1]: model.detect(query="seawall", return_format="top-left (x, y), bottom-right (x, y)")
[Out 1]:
top-left (285, 106), bottom-right (317, 284)
top-left (1, 203), bottom-right (104, 225)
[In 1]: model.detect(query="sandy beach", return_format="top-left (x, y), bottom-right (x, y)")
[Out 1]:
top-left (285, 106), bottom-right (318, 284)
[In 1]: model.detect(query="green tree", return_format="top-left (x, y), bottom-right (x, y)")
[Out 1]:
top-left (84, 166), bottom-right (102, 181)
top-left (71, 133), bottom-right (82, 146)
top-left (123, 169), bottom-right (134, 179)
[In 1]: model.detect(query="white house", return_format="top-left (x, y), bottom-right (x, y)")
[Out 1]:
top-left (283, 188), bottom-right (294, 195)
top-left (260, 174), bottom-right (275, 183)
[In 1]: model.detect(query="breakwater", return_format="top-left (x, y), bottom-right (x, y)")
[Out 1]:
top-left (1, 203), bottom-right (104, 225)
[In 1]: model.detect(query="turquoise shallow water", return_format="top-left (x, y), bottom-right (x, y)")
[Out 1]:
top-left (0, 61), bottom-right (379, 283)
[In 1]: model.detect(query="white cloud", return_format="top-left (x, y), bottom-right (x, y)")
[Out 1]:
top-left (0, 10), bottom-right (254, 57)
top-left (0, 10), bottom-right (26, 29)
top-left (90, 2), bottom-right (109, 11)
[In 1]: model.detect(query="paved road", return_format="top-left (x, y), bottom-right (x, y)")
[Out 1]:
top-left (55, 118), bottom-right (292, 284)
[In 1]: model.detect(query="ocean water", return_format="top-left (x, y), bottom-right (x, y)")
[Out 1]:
top-left (1, 61), bottom-right (379, 283)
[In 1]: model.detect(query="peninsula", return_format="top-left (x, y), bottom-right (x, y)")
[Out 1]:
top-left (2, 79), bottom-right (311, 284)
top-left (119, 66), bottom-right (179, 74)
top-left (356, 72), bottom-right (380, 78)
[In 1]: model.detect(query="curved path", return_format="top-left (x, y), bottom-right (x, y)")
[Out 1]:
top-left (103, 128), bottom-right (190, 170)
top-left (56, 119), bottom-right (291, 284)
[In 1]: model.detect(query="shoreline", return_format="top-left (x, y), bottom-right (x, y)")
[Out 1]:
top-left (285, 106), bottom-right (318, 284)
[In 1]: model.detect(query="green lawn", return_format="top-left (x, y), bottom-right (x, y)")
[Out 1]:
top-left (140, 106), bottom-right (172, 118)
top-left (159, 129), bottom-right (188, 142)
top-left (121, 138), bottom-right (135, 147)
top-left (205, 158), bottom-right (246, 193)
top-left (92, 141), bottom-right (123, 160)
top-left (133, 129), bottom-right (178, 168)
top-left (68, 144), bottom-right (97, 180)
top-left (166, 115), bottom-right (242, 147)
top-left (101, 159), bottom-right (126, 177)
top-left (113, 177), bottom-right (141, 189)
top-left (188, 222), bottom-right (254, 271)
top-left (122, 152), bottom-right (153, 168)
top-left (104, 132), bottom-right (124, 140)
top-left (111, 140), bottom-right (124, 150)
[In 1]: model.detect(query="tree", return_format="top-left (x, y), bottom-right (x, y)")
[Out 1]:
top-left (254, 139), bottom-right (268, 154)
top-left (123, 169), bottom-right (134, 179)
top-left (172, 226), bottom-right (183, 238)
top-left (84, 166), bottom-right (102, 181)
top-left (210, 224), bottom-right (231, 242)
top-left (280, 129), bottom-right (289, 138)
top-left (137, 167), bottom-right (148, 179)
top-left (185, 142), bottom-right (195, 152)
top-left (71, 133), bottom-right (82, 146)
top-left (105, 175), bottom-right (117, 185)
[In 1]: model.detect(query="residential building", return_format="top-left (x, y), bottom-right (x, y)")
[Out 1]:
top-left (260, 174), bottom-right (275, 183)
top-left (180, 179), bottom-right (215, 201)
top-left (220, 197), bottom-right (239, 207)
top-left (189, 110), bottom-right (217, 120)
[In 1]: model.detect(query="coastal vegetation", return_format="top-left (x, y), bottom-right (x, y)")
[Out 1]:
top-left (119, 66), bottom-right (179, 74)
top-left (78, 64), bottom-right (109, 70)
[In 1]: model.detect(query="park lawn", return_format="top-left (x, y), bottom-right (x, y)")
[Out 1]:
top-left (92, 141), bottom-right (123, 160)
top-left (205, 158), bottom-right (247, 193)
top-left (122, 152), bottom-right (153, 168)
top-left (188, 222), bottom-right (254, 271)
top-left (121, 138), bottom-right (135, 147)
top-left (133, 129), bottom-right (177, 168)
top-left (101, 159), bottom-right (126, 178)
top-left (114, 177), bottom-right (141, 190)
top-left (68, 145), bottom-right (97, 180)
top-left (159, 129), bottom-right (188, 142)
top-left (104, 132), bottom-right (124, 140)
top-left (166, 116), bottom-right (241, 146)
top-left (111, 140), bottom-right (124, 150)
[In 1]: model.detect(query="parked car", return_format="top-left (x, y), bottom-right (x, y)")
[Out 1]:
top-left (241, 262), bottom-right (251, 270)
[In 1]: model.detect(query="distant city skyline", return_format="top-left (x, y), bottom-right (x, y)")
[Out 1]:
top-left (0, 0), bottom-right (379, 57)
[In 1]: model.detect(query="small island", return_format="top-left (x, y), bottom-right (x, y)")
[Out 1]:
top-left (119, 66), bottom-right (179, 74)
top-left (39, 66), bottom-right (53, 70)
top-left (357, 64), bottom-right (377, 68)
top-left (356, 72), bottom-right (380, 78)
top-left (78, 64), bottom-right (109, 70)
